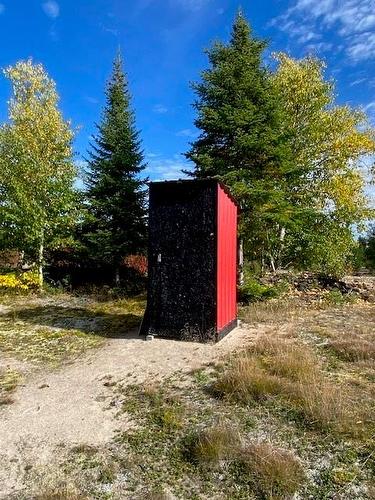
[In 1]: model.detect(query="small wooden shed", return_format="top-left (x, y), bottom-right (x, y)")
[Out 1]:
top-left (140, 179), bottom-right (238, 342)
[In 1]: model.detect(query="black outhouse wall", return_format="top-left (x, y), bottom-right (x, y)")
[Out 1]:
top-left (140, 179), bottom-right (238, 342)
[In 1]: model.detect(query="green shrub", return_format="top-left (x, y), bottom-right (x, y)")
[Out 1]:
top-left (323, 289), bottom-right (358, 306)
top-left (239, 276), bottom-right (284, 304)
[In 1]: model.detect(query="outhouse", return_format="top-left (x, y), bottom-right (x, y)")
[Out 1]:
top-left (140, 179), bottom-right (238, 342)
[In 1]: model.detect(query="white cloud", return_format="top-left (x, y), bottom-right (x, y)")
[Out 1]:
top-left (49, 25), bottom-right (59, 41)
top-left (365, 102), bottom-right (375, 111)
top-left (350, 78), bottom-right (367, 86)
top-left (42, 1), bottom-right (60, 19)
top-left (0, 4), bottom-right (5, 15)
top-left (365, 101), bottom-right (375, 125)
top-left (75, 159), bottom-right (88, 171)
top-left (144, 156), bottom-right (193, 181)
top-left (273, 0), bottom-right (375, 62)
top-left (153, 104), bottom-right (168, 114)
top-left (305, 41), bottom-right (333, 53)
top-left (346, 31), bottom-right (375, 62)
top-left (104, 27), bottom-right (118, 37)
top-left (84, 95), bottom-right (99, 105)
top-left (176, 128), bottom-right (198, 138)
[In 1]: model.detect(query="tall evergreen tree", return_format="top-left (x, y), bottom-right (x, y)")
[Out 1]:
top-left (186, 12), bottom-right (293, 269)
top-left (85, 53), bottom-right (147, 284)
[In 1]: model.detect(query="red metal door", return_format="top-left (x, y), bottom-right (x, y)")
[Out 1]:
top-left (217, 185), bottom-right (237, 332)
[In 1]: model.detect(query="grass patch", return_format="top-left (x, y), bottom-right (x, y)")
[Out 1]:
top-left (112, 381), bottom-right (309, 499)
top-left (213, 355), bottom-right (286, 403)
top-left (328, 338), bottom-right (375, 362)
top-left (212, 335), bottom-right (368, 435)
top-left (0, 294), bottom-right (146, 365)
top-left (240, 299), bottom-right (307, 325)
top-left (237, 442), bottom-right (305, 500)
top-left (34, 489), bottom-right (87, 500)
top-left (0, 326), bottom-right (102, 365)
top-left (185, 423), bottom-right (240, 465)
top-left (0, 368), bottom-right (21, 405)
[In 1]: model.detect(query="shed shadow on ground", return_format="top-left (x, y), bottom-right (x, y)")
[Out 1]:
top-left (2, 306), bottom-right (143, 339)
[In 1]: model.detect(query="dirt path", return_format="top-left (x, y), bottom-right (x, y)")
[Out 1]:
top-left (0, 323), bottom-right (259, 498)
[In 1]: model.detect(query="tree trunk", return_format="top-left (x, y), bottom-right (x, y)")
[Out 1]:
top-left (239, 239), bottom-right (244, 285)
top-left (278, 226), bottom-right (286, 270)
top-left (115, 267), bottom-right (120, 286)
top-left (270, 255), bottom-right (276, 273)
top-left (38, 230), bottom-right (44, 291)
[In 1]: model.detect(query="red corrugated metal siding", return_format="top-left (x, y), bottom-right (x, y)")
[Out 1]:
top-left (217, 185), bottom-right (237, 331)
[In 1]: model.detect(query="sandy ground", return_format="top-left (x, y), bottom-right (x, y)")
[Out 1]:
top-left (0, 322), bottom-right (259, 498)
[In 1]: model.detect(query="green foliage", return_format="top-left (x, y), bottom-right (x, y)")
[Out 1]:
top-left (239, 277), bottom-right (280, 304)
top-left (0, 60), bottom-right (76, 288)
top-left (359, 225), bottom-right (375, 269)
top-left (239, 268), bottom-right (287, 303)
top-left (187, 14), bottom-right (374, 275)
top-left (288, 219), bottom-right (357, 277)
top-left (323, 289), bottom-right (356, 306)
top-left (186, 12), bottom-right (294, 268)
top-left (272, 54), bottom-right (375, 274)
top-left (84, 53), bottom-right (147, 284)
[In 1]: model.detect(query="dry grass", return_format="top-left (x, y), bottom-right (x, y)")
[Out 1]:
top-left (328, 338), bottom-right (375, 362)
top-left (240, 299), bottom-right (307, 325)
top-left (213, 335), bottom-right (361, 433)
top-left (213, 356), bottom-right (286, 403)
top-left (186, 425), bottom-right (305, 498)
top-left (251, 336), bottom-right (320, 381)
top-left (0, 368), bottom-right (21, 405)
top-left (238, 442), bottom-right (305, 500)
top-left (31, 476), bottom-right (88, 500)
top-left (291, 376), bottom-right (349, 430)
top-left (187, 423), bottom-right (240, 464)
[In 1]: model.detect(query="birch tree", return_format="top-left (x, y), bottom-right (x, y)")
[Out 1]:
top-left (0, 60), bottom-right (75, 289)
top-left (272, 53), bottom-right (375, 274)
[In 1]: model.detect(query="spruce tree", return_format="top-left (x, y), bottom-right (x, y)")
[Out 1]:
top-left (187, 13), bottom-right (293, 270)
top-left (85, 53), bottom-right (147, 284)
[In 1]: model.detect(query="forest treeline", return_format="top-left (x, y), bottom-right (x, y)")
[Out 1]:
top-left (0, 12), bottom-right (374, 291)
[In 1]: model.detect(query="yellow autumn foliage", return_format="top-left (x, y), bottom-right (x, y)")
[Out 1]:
top-left (0, 271), bottom-right (39, 292)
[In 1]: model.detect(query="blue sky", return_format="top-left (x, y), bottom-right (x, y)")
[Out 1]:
top-left (0, 0), bottom-right (374, 185)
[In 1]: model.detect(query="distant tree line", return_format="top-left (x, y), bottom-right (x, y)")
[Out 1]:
top-left (0, 12), bottom-right (374, 291)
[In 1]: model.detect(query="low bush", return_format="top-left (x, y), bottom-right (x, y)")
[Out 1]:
top-left (239, 276), bottom-right (284, 304)
top-left (237, 442), bottom-right (305, 499)
top-left (323, 289), bottom-right (358, 306)
top-left (185, 423), bottom-right (240, 465)
top-left (213, 356), bottom-right (286, 403)
top-left (0, 270), bottom-right (39, 293)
